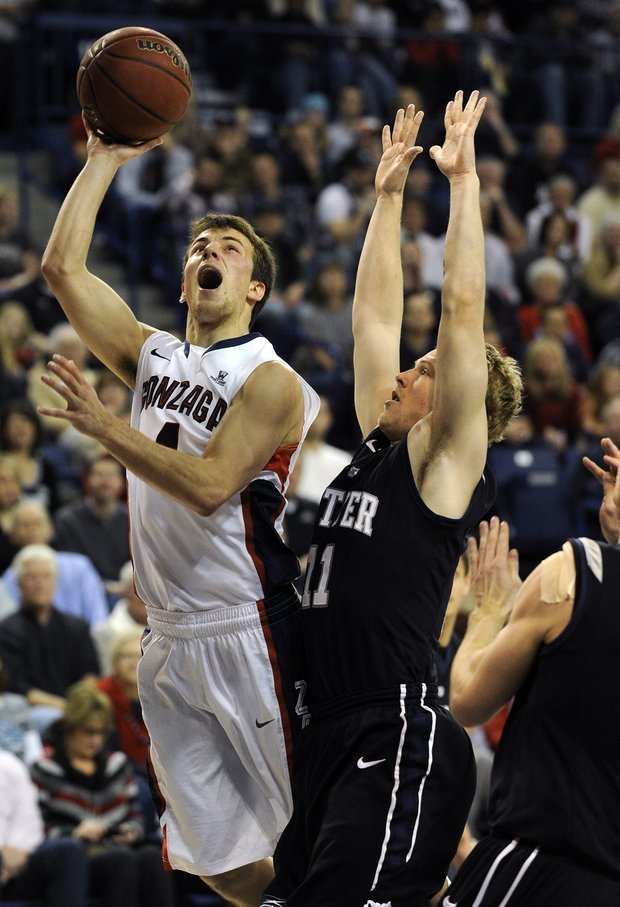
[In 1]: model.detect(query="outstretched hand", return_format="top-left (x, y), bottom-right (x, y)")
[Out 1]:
top-left (429, 90), bottom-right (486, 180)
top-left (38, 354), bottom-right (112, 440)
top-left (375, 104), bottom-right (424, 197)
top-left (83, 112), bottom-right (163, 166)
top-left (467, 516), bottom-right (521, 629)
top-left (583, 437), bottom-right (620, 545)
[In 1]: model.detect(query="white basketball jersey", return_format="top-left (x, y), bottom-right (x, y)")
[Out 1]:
top-left (128, 330), bottom-right (319, 612)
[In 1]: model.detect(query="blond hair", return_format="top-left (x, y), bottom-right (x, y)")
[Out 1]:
top-left (62, 682), bottom-right (114, 735)
top-left (485, 343), bottom-right (523, 444)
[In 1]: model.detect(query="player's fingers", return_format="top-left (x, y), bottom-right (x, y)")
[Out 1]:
top-left (444, 99), bottom-right (454, 130)
top-left (582, 456), bottom-right (605, 483)
top-left (452, 90), bottom-right (464, 120)
top-left (463, 89), bottom-right (479, 116)
top-left (382, 123), bottom-right (392, 153)
top-left (469, 95), bottom-right (487, 130)
top-left (466, 535), bottom-right (479, 576)
top-left (40, 373), bottom-right (75, 401)
top-left (391, 106), bottom-right (405, 143)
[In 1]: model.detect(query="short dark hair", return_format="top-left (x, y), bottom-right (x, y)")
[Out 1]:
top-left (184, 213), bottom-right (277, 327)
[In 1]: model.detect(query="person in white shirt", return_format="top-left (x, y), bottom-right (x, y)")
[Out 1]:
top-left (0, 749), bottom-right (88, 905)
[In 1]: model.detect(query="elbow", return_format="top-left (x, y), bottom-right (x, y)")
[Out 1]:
top-left (449, 692), bottom-right (483, 728)
top-left (41, 249), bottom-right (71, 288)
top-left (193, 491), bottom-right (227, 518)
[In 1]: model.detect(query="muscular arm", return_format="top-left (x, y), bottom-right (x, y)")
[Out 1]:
top-left (352, 106), bottom-right (424, 436)
top-left (40, 356), bottom-right (305, 516)
top-left (450, 546), bottom-right (574, 727)
top-left (413, 92), bottom-right (489, 517)
top-left (41, 129), bottom-right (162, 388)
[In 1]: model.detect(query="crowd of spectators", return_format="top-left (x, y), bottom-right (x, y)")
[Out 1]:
top-left (1, 0), bottom-right (620, 902)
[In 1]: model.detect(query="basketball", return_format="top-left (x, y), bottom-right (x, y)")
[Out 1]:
top-left (77, 27), bottom-right (192, 144)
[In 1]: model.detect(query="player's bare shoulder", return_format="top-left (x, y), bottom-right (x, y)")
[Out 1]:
top-left (235, 360), bottom-right (306, 444)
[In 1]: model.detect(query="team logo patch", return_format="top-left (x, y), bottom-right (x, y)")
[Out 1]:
top-left (348, 467), bottom-right (360, 477)
top-left (210, 370), bottom-right (228, 386)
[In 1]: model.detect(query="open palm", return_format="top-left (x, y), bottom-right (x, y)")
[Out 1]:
top-left (430, 90), bottom-right (486, 179)
top-left (375, 104), bottom-right (424, 196)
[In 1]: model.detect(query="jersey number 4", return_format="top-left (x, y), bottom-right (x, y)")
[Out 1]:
top-left (301, 543), bottom-right (334, 608)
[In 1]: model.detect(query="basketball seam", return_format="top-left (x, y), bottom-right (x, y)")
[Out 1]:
top-left (94, 51), bottom-right (191, 95)
top-left (89, 59), bottom-right (178, 128)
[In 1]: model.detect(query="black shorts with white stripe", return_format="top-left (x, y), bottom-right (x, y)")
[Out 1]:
top-left (443, 835), bottom-right (620, 906)
top-left (263, 683), bottom-right (476, 907)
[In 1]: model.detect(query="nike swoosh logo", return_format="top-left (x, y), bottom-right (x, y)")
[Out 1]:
top-left (151, 348), bottom-right (171, 360)
top-left (365, 439), bottom-right (377, 452)
top-left (443, 897), bottom-right (458, 906)
top-left (357, 757), bottom-right (386, 769)
top-left (256, 718), bottom-right (276, 728)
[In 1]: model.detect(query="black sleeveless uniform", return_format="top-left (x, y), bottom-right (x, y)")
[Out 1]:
top-left (262, 428), bottom-right (496, 907)
top-left (443, 537), bottom-right (620, 906)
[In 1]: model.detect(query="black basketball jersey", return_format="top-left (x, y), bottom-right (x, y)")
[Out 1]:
top-left (300, 427), bottom-right (496, 706)
top-left (490, 537), bottom-right (620, 880)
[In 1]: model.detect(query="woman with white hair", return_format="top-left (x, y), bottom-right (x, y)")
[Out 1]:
top-left (518, 255), bottom-right (591, 363)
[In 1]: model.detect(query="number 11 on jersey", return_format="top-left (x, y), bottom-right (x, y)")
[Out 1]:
top-left (301, 543), bottom-right (335, 608)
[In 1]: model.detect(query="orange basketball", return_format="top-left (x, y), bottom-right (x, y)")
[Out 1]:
top-left (77, 26), bottom-right (192, 144)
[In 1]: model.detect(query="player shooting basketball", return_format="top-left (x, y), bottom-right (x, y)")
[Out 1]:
top-left (39, 118), bottom-right (319, 907)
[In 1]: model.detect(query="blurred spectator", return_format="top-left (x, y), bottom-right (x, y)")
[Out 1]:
top-left (290, 259), bottom-right (353, 403)
top-left (506, 121), bottom-right (580, 218)
top-left (96, 629), bottom-right (148, 777)
top-left (518, 209), bottom-right (585, 306)
top-left (32, 683), bottom-right (175, 907)
top-left (580, 362), bottom-right (620, 439)
top-left (466, 89), bottom-right (520, 162)
top-left (487, 414), bottom-right (578, 577)
top-left (518, 256), bottom-right (591, 362)
top-left (314, 145), bottom-right (376, 277)
top-left (577, 138), bottom-right (620, 248)
top-left (0, 544), bottom-right (100, 733)
top-left (93, 562), bottom-right (147, 677)
top-left (400, 195), bottom-right (444, 291)
top-left (293, 394), bottom-right (351, 503)
top-left (479, 189), bottom-right (521, 307)
top-left (1, 500), bottom-right (108, 628)
top-left (206, 107), bottom-right (255, 195)
top-left (523, 0), bottom-right (605, 132)
top-left (458, 2), bottom-right (513, 104)
top-left (477, 155), bottom-right (528, 259)
top-left (264, 0), bottom-right (326, 114)
top-left (113, 132), bottom-right (194, 280)
top-left (0, 749), bottom-right (89, 907)
top-left (278, 116), bottom-right (329, 203)
top-left (0, 453), bottom-right (21, 572)
top-left (580, 213), bottom-right (620, 351)
top-left (325, 83), bottom-right (366, 166)
top-left (525, 174), bottom-right (592, 266)
top-left (0, 654), bottom-right (42, 764)
top-left (53, 455), bottom-right (130, 591)
top-left (160, 149), bottom-right (237, 292)
top-left (326, 0), bottom-right (398, 121)
top-left (0, 300), bottom-right (46, 402)
top-left (536, 303), bottom-right (590, 384)
top-left (522, 336), bottom-right (585, 446)
top-left (0, 186), bottom-right (41, 304)
top-left (238, 149), bottom-right (312, 250)
top-left (400, 2), bottom-right (462, 112)
top-left (0, 399), bottom-right (62, 513)
top-left (252, 201), bottom-right (305, 294)
top-left (399, 289), bottom-right (438, 370)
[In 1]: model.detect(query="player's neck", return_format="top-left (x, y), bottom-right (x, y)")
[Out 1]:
top-left (185, 320), bottom-right (252, 350)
